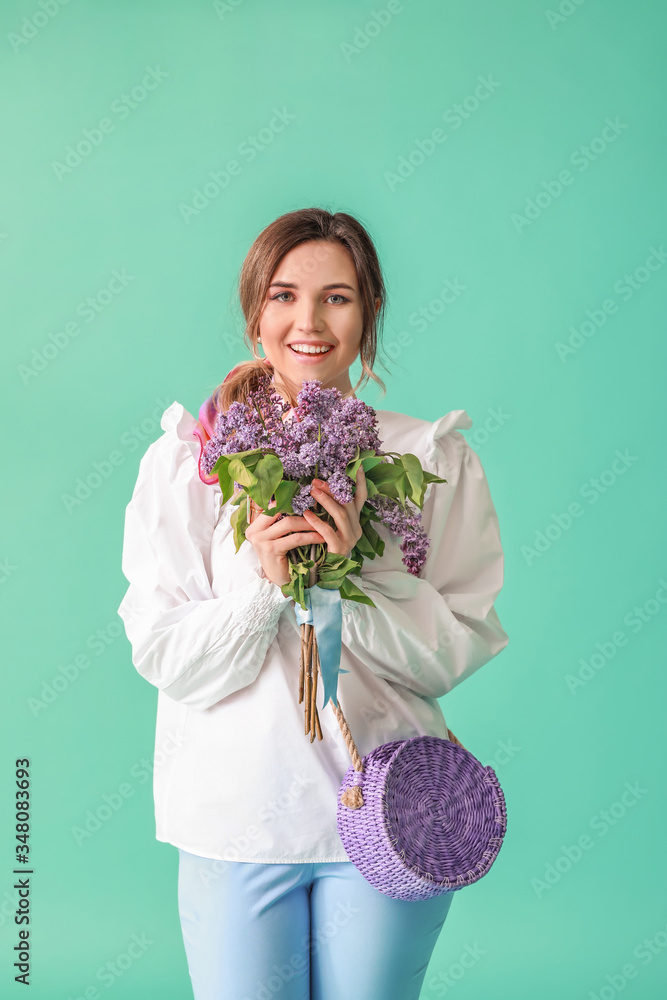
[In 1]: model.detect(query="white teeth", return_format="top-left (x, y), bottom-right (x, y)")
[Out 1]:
top-left (289, 344), bottom-right (332, 354)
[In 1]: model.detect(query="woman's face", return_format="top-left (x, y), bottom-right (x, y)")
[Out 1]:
top-left (258, 240), bottom-right (372, 402)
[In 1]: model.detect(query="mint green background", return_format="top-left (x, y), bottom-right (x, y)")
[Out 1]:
top-left (1, 1), bottom-right (666, 997)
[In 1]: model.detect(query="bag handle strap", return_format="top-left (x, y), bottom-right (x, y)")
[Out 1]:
top-left (299, 622), bottom-right (466, 810)
top-left (246, 504), bottom-right (467, 808)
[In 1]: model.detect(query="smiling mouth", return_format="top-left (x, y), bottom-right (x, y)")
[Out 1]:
top-left (288, 344), bottom-right (334, 356)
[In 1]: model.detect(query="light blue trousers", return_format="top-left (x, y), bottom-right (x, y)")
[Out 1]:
top-left (177, 848), bottom-right (455, 1000)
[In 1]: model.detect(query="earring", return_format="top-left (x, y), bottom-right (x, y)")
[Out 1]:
top-left (257, 338), bottom-right (262, 343)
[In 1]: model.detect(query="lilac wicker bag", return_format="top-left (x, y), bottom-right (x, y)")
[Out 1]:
top-left (290, 572), bottom-right (508, 902)
top-left (331, 704), bottom-right (507, 901)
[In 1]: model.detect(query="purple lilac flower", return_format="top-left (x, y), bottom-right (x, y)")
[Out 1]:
top-left (201, 376), bottom-right (291, 475)
top-left (203, 375), bottom-right (382, 484)
top-left (291, 483), bottom-right (317, 516)
top-left (326, 469), bottom-right (356, 505)
top-left (202, 375), bottom-right (431, 574)
top-left (367, 494), bottom-right (431, 576)
top-left (282, 384), bottom-right (383, 491)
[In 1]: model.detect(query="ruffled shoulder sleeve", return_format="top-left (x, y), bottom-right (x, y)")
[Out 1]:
top-left (158, 398), bottom-right (221, 486)
top-left (159, 399), bottom-right (201, 452)
top-left (422, 407), bottom-right (472, 475)
top-left (341, 405), bottom-right (509, 698)
top-left (430, 408), bottom-right (473, 439)
top-left (122, 400), bottom-right (220, 604)
top-left (117, 399), bottom-right (290, 711)
top-left (420, 408), bottom-right (504, 620)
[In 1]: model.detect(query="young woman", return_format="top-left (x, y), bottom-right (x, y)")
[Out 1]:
top-left (117, 207), bottom-right (509, 1000)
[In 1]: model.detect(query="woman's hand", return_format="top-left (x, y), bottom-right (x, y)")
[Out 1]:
top-left (303, 466), bottom-right (368, 559)
top-left (246, 503), bottom-right (325, 589)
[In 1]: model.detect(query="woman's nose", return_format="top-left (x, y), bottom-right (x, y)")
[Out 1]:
top-left (296, 302), bottom-right (323, 331)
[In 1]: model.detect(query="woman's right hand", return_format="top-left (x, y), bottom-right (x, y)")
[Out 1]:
top-left (245, 499), bottom-right (325, 588)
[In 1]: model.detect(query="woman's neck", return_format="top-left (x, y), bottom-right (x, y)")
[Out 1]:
top-left (270, 374), bottom-right (357, 406)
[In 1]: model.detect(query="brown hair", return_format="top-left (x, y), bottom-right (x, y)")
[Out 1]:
top-left (210, 207), bottom-right (388, 413)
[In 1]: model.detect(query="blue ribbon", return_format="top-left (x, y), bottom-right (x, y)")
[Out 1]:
top-left (294, 585), bottom-right (349, 709)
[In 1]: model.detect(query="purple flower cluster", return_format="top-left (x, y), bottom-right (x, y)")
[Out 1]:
top-left (200, 377), bottom-right (292, 476)
top-left (201, 375), bottom-right (432, 574)
top-left (285, 381), bottom-right (382, 512)
top-left (202, 376), bottom-right (382, 515)
top-left (366, 494), bottom-right (431, 576)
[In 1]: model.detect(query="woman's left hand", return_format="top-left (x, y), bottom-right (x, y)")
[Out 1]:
top-left (303, 467), bottom-right (368, 559)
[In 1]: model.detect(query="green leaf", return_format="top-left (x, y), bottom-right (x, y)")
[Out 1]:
top-left (210, 457), bottom-right (235, 503)
top-left (399, 452), bottom-right (424, 505)
top-left (282, 575), bottom-right (301, 608)
top-left (210, 455), bottom-right (227, 476)
top-left (248, 453), bottom-right (284, 509)
top-left (318, 557), bottom-right (359, 587)
top-left (359, 453), bottom-right (387, 471)
top-left (228, 457), bottom-right (258, 490)
top-left (362, 503), bottom-right (383, 523)
top-left (316, 578), bottom-right (345, 591)
top-left (286, 562), bottom-right (309, 611)
top-left (416, 470), bottom-right (448, 508)
top-left (423, 471), bottom-right (447, 486)
top-left (230, 500), bottom-right (249, 553)
top-left (273, 478), bottom-right (299, 512)
top-left (360, 519), bottom-right (382, 555)
top-left (394, 472), bottom-right (406, 506)
top-left (345, 456), bottom-right (363, 483)
top-left (338, 576), bottom-right (376, 608)
top-left (366, 460), bottom-right (403, 486)
top-left (380, 483), bottom-right (397, 500)
top-left (210, 456), bottom-right (234, 500)
top-left (320, 552), bottom-right (350, 572)
top-left (356, 508), bottom-right (385, 558)
top-left (353, 521), bottom-right (377, 558)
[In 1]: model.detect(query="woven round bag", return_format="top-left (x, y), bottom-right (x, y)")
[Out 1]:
top-left (332, 711), bottom-right (507, 902)
top-left (274, 525), bottom-right (508, 904)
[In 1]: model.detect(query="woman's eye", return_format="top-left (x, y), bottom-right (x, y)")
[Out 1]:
top-left (270, 292), bottom-right (350, 304)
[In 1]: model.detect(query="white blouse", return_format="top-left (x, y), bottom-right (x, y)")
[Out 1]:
top-left (117, 400), bottom-right (510, 863)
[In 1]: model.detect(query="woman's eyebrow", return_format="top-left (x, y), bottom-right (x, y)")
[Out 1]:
top-left (268, 281), bottom-right (356, 290)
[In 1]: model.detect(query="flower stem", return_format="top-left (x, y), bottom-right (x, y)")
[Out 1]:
top-left (251, 396), bottom-right (269, 433)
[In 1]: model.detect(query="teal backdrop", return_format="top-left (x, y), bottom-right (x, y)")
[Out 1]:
top-left (1, 1), bottom-right (666, 997)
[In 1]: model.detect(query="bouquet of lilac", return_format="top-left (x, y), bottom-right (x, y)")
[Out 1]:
top-left (200, 375), bottom-right (446, 609)
top-left (200, 375), bottom-right (447, 742)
